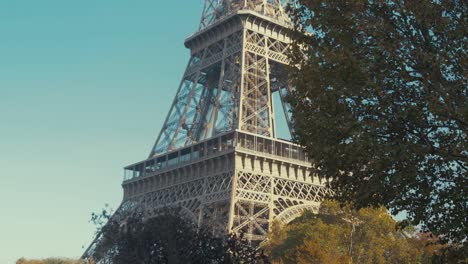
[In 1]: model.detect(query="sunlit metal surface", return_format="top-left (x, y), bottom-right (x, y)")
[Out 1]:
top-left (84, 2), bottom-right (329, 259)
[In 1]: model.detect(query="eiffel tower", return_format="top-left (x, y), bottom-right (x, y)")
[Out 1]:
top-left (86, 1), bottom-right (332, 254)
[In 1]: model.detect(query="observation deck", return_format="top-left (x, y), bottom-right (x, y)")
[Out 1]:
top-left (124, 130), bottom-right (311, 183)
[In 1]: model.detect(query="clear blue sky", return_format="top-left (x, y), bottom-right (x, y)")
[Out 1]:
top-left (0, 1), bottom-right (292, 263)
top-left (0, 1), bottom-right (202, 262)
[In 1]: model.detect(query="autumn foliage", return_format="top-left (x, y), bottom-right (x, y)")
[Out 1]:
top-left (267, 201), bottom-right (443, 264)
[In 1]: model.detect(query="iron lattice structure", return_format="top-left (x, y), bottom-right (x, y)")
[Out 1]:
top-left (84, 1), bottom-right (332, 257)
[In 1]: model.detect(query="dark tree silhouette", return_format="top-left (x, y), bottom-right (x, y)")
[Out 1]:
top-left (86, 208), bottom-right (269, 264)
top-left (288, 0), bottom-right (467, 249)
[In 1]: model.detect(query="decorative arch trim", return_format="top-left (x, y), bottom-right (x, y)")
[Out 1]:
top-left (275, 203), bottom-right (320, 224)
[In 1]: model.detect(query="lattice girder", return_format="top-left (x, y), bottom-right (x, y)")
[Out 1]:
top-left (199, 0), bottom-right (295, 30)
top-left (118, 146), bottom-right (330, 242)
top-left (227, 167), bottom-right (330, 242)
top-left (151, 12), bottom-right (296, 156)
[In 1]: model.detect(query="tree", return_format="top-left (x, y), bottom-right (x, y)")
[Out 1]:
top-left (288, 0), bottom-right (467, 246)
top-left (267, 201), bottom-right (442, 264)
top-left (86, 208), bottom-right (267, 264)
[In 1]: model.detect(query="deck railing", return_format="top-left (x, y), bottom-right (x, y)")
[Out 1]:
top-left (124, 130), bottom-right (309, 182)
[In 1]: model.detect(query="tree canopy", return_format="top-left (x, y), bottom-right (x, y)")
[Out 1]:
top-left (288, 0), bottom-right (467, 245)
top-left (267, 201), bottom-right (442, 264)
top-left (85, 209), bottom-right (267, 264)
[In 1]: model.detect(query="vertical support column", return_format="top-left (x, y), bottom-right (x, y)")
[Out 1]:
top-left (237, 28), bottom-right (248, 132)
top-left (227, 168), bottom-right (239, 232)
top-left (204, 38), bottom-right (228, 138)
top-left (269, 166), bottom-right (276, 227)
top-left (264, 34), bottom-right (275, 138)
top-left (239, 29), bottom-right (274, 137)
top-left (248, 202), bottom-right (255, 242)
top-left (198, 204), bottom-right (204, 229)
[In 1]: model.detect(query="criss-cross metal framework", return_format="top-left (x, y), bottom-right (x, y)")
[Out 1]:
top-left (83, 1), bottom-right (331, 258)
top-left (150, 0), bottom-right (297, 156)
top-left (199, 0), bottom-right (294, 30)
